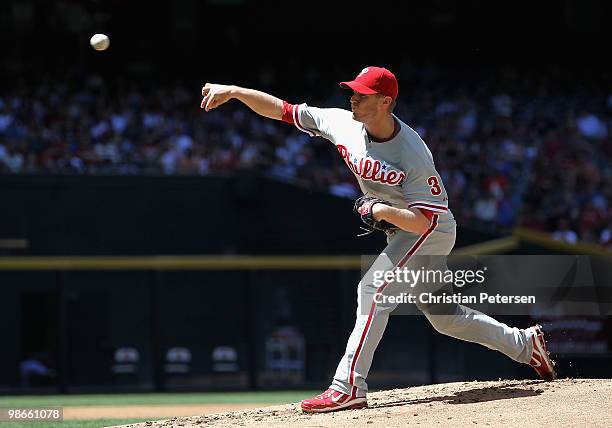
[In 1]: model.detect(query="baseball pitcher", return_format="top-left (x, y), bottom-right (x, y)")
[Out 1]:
top-left (200, 66), bottom-right (556, 413)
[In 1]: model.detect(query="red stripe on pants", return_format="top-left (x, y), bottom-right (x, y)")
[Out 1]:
top-left (349, 215), bottom-right (439, 397)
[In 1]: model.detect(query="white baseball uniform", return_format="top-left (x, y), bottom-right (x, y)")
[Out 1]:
top-left (283, 103), bottom-right (537, 398)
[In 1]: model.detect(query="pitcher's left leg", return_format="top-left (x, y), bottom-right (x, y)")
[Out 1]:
top-left (302, 221), bottom-right (440, 413)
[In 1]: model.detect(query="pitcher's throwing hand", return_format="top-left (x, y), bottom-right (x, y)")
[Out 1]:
top-left (200, 83), bottom-right (235, 111)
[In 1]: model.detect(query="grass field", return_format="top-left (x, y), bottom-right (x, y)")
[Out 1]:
top-left (0, 391), bottom-right (317, 407)
top-left (0, 390), bottom-right (318, 428)
top-left (0, 418), bottom-right (146, 428)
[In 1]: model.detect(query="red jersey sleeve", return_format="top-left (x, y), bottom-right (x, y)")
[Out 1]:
top-left (281, 100), bottom-right (296, 124)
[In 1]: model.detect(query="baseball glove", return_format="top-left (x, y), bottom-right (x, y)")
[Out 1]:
top-left (354, 195), bottom-right (398, 236)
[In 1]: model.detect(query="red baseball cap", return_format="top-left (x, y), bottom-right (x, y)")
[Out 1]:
top-left (339, 66), bottom-right (398, 100)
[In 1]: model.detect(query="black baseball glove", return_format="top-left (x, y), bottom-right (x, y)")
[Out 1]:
top-left (354, 195), bottom-right (398, 236)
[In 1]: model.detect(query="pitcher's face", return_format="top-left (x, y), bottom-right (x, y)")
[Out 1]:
top-left (350, 91), bottom-right (389, 123)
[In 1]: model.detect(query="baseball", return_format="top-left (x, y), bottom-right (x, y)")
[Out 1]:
top-left (90, 33), bottom-right (110, 51)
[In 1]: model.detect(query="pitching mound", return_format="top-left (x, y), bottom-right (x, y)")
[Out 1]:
top-left (113, 378), bottom-right (611, 428)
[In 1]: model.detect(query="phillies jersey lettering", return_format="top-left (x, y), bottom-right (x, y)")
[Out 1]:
top-left (336, 144), bottom-right (406, 185)
top-left (287, 103), bottom-right (452, 217)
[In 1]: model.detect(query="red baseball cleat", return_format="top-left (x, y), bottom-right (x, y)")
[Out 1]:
top-left (529, 324), bottom-right (557, 381)
top-left (300, 388), bottom-right (367, 413)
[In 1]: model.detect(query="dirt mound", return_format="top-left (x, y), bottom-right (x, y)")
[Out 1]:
top-left (112, 378), bottom-right (612, 428)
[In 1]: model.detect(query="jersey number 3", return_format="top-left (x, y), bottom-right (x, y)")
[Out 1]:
top-left (427, 176), bottom-right (442, 195)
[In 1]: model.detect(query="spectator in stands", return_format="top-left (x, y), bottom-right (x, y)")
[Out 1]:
top-left (1, 65), bottom-right (610, 248)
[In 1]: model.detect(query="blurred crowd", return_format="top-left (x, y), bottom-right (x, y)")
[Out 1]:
top-left (0, 65), bottom-right (610, 248)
